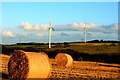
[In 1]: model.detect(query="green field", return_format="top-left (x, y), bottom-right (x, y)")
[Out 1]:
top-left (68, 43), bottom-right (119, 54)
top-left (3, 43), bottom-right (120, 54)
top-left (2, 43), bottom-right (120, 64)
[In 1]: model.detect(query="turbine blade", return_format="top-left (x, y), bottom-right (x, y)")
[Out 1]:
top-left (49, 14), bottom-right (55, 31)
top-left (50, 19), bottom-right (52, 26)
top-left (49, 14), bottom-right (52, 26)
top-left (52, 28), bottom-right (55, 31)
top-left (86, 28), bottom-right (89, 31)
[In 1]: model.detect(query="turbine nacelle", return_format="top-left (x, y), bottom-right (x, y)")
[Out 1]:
top-left (84, 27), bottom-right (88, 31)
top-left (80, 27), bottom-right (88, 31)
top-left (49, 26), bottom-right (55, 31)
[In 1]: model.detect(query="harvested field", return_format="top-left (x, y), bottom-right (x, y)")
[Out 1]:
top-left (1, 54), bottom-right (120, 80)
top-left (50, 59), bottom-right (119, 79)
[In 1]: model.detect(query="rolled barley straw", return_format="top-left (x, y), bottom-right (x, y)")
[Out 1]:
top-left (55, 53), bottom-right (73, 66)
top-left (8, 50), bottom-right (51, 79)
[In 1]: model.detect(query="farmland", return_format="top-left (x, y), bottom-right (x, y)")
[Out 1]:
top-left (2, 43), bottom-right (120, 64)
top-left (3, 43), bottom-right (120, 54)
top-left (1, 54), bottom-right (120, 79)
top-left (1, 43), bottom-right (120, 79)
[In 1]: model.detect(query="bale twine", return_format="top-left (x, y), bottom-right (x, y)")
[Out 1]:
top-left (8, 50), bottom-right (51, 79)
top-left (55, 53), bottom-right (73, 66)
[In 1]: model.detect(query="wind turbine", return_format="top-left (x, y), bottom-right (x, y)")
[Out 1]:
top-left (83, 23), bottom-right (88, 43)
top-left (48, 16), bottom-right (55, 48)
top-left (19, 36), bottom-right (21, 45)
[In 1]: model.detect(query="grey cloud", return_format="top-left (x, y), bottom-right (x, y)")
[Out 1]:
top-left (60, 32), bottom-right (70, 36)
top-left (21, 22), bottom-right (118, 34)
top-left (54, 23), bottom-right (118, 34)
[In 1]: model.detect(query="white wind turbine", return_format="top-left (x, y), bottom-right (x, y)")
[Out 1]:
top-left (19, 36), bottom-right (21, 45)
top-left (48, 16), bottom-right (55, 48)
top-left (83, 23), bottom-right (88, 43)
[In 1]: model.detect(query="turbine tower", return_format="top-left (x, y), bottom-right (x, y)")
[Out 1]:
top-left (83, 23), bottom-right (88, 43)
top-left (19, 36), bottom-right (21, 45)
top-left (48, 16), bottom-right (54, 48)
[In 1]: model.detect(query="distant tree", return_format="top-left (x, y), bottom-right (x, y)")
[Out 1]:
top-left (64, 42), bottom-right (69, 47)
top-left (100, 39), bottom-right (104, 43)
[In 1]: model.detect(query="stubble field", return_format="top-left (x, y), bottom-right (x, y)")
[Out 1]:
top-left (1, 54), bottom-right (119, 80)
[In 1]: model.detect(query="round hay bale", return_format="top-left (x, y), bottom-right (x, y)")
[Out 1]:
top-left (55, 53), bottom-right (73, 66)
top-left (8, 50), bottom-right (51, 79)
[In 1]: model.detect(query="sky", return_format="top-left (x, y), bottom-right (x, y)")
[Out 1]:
top-left (1, 2), bottom-right (119, 44)
top-left (1, 0), bottom-right (119, 2)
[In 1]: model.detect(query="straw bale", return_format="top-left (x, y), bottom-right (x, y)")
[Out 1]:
top-left (55, 53), bottom-right (73, 66)
top-left (8, 50), bottom-right (51, 79)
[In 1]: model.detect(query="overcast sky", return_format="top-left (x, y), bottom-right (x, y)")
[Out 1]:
top-left (1, 2), bottom-right (119, 44)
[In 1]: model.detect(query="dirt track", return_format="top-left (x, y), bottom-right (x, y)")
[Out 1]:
top-left (0, 54), bottom-right (120, 79)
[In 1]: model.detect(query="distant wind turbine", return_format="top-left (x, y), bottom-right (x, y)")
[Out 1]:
top-left (48, 16), bottom-right (55, 48)
top-left (19, 36), bottom-right (21, 45)
top-left (81, 23), bottom-right (88, 43)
